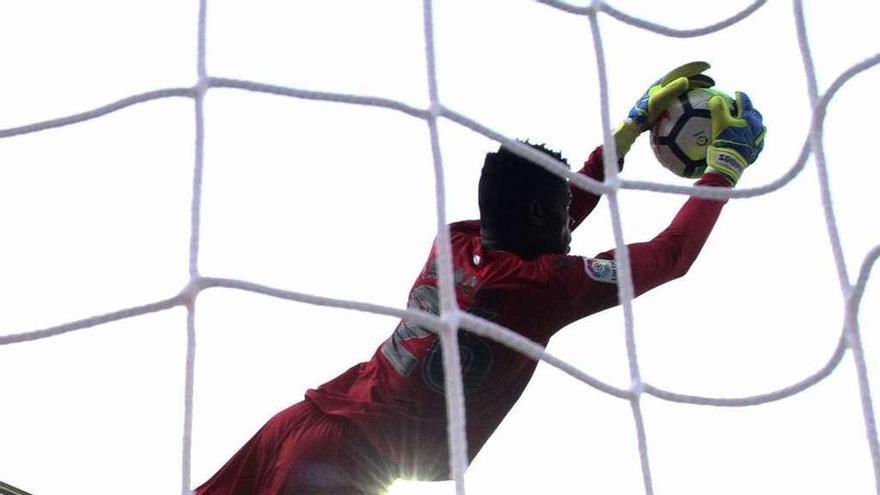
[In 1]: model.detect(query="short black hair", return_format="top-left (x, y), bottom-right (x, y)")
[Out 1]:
top-left (478, 140), bottom-right (570, 236)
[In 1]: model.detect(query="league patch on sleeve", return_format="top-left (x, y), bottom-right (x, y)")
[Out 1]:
top-left (583, 258), bottom-right (618, 284)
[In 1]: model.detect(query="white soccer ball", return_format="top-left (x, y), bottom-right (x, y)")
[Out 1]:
top-left (650, 88), bottom-right (733, 178)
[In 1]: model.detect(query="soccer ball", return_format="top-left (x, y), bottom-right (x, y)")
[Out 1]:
top-left (650, 88), bottom-right (734, 178)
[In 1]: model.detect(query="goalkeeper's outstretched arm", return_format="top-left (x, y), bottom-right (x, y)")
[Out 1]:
top-left (557, 171), bottom-right (732, 325)
top-left (595, 171), bottom-right (731, 298)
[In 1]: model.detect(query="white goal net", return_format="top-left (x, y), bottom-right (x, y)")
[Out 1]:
top-left (0, 1), bottom-right (878, 494)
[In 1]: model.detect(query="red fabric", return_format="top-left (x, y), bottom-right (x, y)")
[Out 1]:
top-left (618, 171), bottom-right (730, 296)
top-left (307, 157), bottom-right (732, 479)
top-left (569, 145), bottom-right (619, 230)
top-left (562, 170), bottom-right (731, 320)
top-left (198, 147), bottom-right (733, 492)
top-left (196, 401), bottom-right (387, 495)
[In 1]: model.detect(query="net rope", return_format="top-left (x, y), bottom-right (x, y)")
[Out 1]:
top-left (0, 1), bottom-right (878, 494)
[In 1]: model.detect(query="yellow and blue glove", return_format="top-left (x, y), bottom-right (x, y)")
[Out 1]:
top-left (706, 91), bottom-right (766, 185)
top-left (613, 61), bottom-right (715, 159)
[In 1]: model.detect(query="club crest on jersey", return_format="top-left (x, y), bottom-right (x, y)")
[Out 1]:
top-left (584, 258), bottom-right (618, 283)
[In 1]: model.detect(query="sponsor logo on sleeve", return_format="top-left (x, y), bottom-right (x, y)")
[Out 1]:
top-left (584, 258), bottom-right (618, 284)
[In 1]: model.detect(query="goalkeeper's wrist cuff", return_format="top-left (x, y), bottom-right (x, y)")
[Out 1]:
top-left (706, 145), bottom-right (747, 185)
top-left (613, 119), bottom-right (642, 159)
top-left (701, 171), bottom-right (736, 188)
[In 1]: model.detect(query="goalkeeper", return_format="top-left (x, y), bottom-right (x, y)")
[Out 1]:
top-left (196, 62), bottom-right (765, 495)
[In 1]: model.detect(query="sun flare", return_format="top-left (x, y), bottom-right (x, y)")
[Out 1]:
top-left (385, 479), bottom-right (456, 495)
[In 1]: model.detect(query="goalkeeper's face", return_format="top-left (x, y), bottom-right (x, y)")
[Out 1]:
top-left (536, 189), bottom-right (572, 255)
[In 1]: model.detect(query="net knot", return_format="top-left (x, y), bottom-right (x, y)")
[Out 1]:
top-left (178, 277), bottom-right (203, 306)
top-left (628, 379), bottom-right (645, 397)
top-left (440, 311), bottom-right (461, 334)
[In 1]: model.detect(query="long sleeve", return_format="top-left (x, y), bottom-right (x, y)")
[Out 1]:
top-left (569, 146), bottom-right (622, 231)
top-left (596, 172), bottom-right (731, 297)
top-left (554, 171), bottom-right (732, 325)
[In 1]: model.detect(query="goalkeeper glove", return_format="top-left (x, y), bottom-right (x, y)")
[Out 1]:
top-left (613, 61), bottom-right (715, 159)
top-left (706, 91), bottom-right (766, 185)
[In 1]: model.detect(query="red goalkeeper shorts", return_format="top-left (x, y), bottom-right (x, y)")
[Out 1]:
top-left (195, 400), bottom-right (390, 495)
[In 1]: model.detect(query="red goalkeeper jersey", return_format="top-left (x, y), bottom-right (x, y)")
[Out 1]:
top-left (306, 146), bottom-right (731, 481)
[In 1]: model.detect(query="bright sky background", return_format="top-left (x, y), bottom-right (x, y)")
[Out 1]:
top-left (1, 1), bottom-right (878, 494)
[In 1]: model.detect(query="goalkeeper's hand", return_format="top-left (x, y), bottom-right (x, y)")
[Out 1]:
top-left (613, 61), bottom-right (715, 159)
top-left (705, 91), bottom-right (766, 185)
